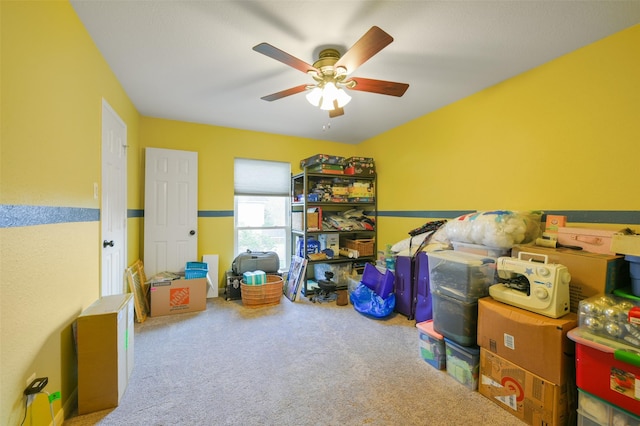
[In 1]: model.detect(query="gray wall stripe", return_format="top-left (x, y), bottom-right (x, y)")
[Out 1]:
top-left (2, 205), bottom-right (638, 227)
top-left (0, 205), bottom-right (100, 228)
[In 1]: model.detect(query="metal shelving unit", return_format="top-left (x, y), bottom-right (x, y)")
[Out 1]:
top-left (291, 171), bottom-right (377, 296)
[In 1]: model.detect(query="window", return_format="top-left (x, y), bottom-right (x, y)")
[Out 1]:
top-left (234, 158), bottom-right (291, 269)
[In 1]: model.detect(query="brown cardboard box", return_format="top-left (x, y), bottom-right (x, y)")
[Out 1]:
top-left (77, 294), bottom-right (134, 414)
top-left (610, 233), bottom-right (640, 256)
top-left (512, 244), bottom-right (628, 313)
top-left (150, 278), bottom-right (207, 317)
top-left (479, 349), bottom-right (570, 426)
top-left (477, 297), bottom-right (577, 385)
top-left (292, 211), bottom-right (320, 231)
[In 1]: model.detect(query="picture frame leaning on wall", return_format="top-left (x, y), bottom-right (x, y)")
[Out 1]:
top-left (284, 255), bottom-right (307, 302)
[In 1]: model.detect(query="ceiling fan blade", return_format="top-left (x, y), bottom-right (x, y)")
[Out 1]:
top-left (335, 26), bottom-right (393, 73)
top-left (260, 84), bottom-right (309, 102)
top-left (253, 43), bottom-right (319, 74)
top-left (347, 77), bottom-right (409, 97)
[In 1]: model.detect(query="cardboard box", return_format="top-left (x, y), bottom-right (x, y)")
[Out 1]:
top-left (150, 278), bottom-right (207, 317)
top-left (512, 244), bottom-right (628, 313)
top-left (610, 233), bottom-right (640, 256)
top-left (477, 297), bottom-right (577, 385)
top-left (318, 233), bottom-right (339, 253)
top-left (77, 294), bottom-right (134, 414)
top-left (479, 349), bottom-right (570, 426)
top-left (544, 215), bottom-right (566, 235)
top-left (557, 227), bottom-right (616, 255)
top-left (292, 211), bottom-right (320, 231)
top-left (343, 157), bottom-right (375, 176)
top-left (299, 154), bottom-right (345, 169)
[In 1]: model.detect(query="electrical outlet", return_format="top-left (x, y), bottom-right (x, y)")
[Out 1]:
top-left (26, 373), bottom-right (36, 389)
top-left (25, 373), bottom-right (36, 407)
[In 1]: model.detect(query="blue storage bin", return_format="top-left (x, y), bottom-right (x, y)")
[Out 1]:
top-left (185, 261), bottom-right (208, 279)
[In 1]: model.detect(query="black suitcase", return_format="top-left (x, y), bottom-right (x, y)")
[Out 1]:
top-left (232, 250), bottom-right (279, 275)
top-left (225, 271), bottom-right (243, 301)
top-left (394, 255), bottom-right (415, 319)
top-left (413, 251), bottom-right (433, 323)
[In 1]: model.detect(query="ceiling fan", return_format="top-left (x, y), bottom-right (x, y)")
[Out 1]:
top-left (253, 26), bottom-right (409, 118)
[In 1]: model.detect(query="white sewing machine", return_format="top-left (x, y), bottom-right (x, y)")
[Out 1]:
top-left (489, 252), bottom-right (571, 318)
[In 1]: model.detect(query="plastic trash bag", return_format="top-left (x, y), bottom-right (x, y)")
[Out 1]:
top-left (350, 283), bottom-right (396, 318)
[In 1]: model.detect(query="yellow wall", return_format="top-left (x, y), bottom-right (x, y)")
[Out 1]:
top-left (362, 24), bottom-right (640, 248)
top-left (139, 117), bottom-right (359, 286)
top-left (1, 2), bottom-right (140, 424)
top-left (2, 1), bottom-right (639, 425)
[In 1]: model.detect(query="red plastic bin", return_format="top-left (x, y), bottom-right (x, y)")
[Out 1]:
top-left (568, 328), bottom-right (640, 416)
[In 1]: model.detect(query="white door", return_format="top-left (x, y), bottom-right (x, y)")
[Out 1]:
top-left (101, 99), bottom-right (128, 296)
top-left (144, 148), bottom-right (198, 277)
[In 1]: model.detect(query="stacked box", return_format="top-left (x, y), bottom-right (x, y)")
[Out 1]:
top-left (577, 389), bottom-right (640, 426)
top-left (300, 154), bottom-right (345, 169)
top-left (342, 156), bottom-right (375, 176)
top-left (307, 164), bottom-right (344, 174)
top-left (444, 337), bottom-right (480, 390)
top-left (479, 348), bottom-right (569, 426)
top-left (348, 181), bottom-right (374, 199)
top-left (428, 250), bottom-right (496, 346)
top-left (416, 320), bottom-right (446, 370)
top-left (477, 297), bottom-right (578, 385)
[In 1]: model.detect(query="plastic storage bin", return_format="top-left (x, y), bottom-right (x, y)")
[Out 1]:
top-left (427, 250), bottom-right (496, 302)
top-left (416, 320), bottom-right (446, 370)
top-left (627, 255), bottom-right (640, 296)
top-left (578, 294), bottom-right (640, 349)
top-left (577, 389), bottom-right (640, 426)
top-left (568, 327), bottom-right (640, 416)
top-left (444, 337), bottom-right (480, 390)
top-left (451, 241), bottom-right (511, 258)
top-left (432, 290), bottom-right (478, 346)
top-left (185, 261), bottom-right (208, 279)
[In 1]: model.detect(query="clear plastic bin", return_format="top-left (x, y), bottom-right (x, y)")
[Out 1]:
top-left (427, 250), bottom-right (496, 302)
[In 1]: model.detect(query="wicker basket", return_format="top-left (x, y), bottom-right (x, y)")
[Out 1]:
top-left (240, 275), bottom-right (283, 308)
top-left (344, 238), bottom-right (375, 256)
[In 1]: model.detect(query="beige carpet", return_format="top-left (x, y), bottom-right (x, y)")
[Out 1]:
top-left (64, 295), bottom-right (528, 425)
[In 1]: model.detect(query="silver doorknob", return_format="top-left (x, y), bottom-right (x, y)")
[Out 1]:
top-left (103, 240), bottom-right (114, 248)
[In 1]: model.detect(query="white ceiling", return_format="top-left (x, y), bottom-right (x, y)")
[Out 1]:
top-left (70, 1), bottom-right (640, 144)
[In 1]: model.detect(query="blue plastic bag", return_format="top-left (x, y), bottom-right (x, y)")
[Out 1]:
top-left (350, 283), bottom-right (396, 318)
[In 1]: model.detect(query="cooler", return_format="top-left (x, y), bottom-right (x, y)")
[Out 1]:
top-left (568, 327), bottom-right (640, 415)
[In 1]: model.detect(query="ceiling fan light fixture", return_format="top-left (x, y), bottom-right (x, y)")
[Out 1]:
top-left (305, 86), bottom-right (323, 107)
top-left (335, 87), bottom-right (352, 108)
top-left (316, 82), bottom-right (352, 111)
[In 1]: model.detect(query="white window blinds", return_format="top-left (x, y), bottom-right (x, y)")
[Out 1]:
top-left (234, 158), bottom-right (291, 196)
